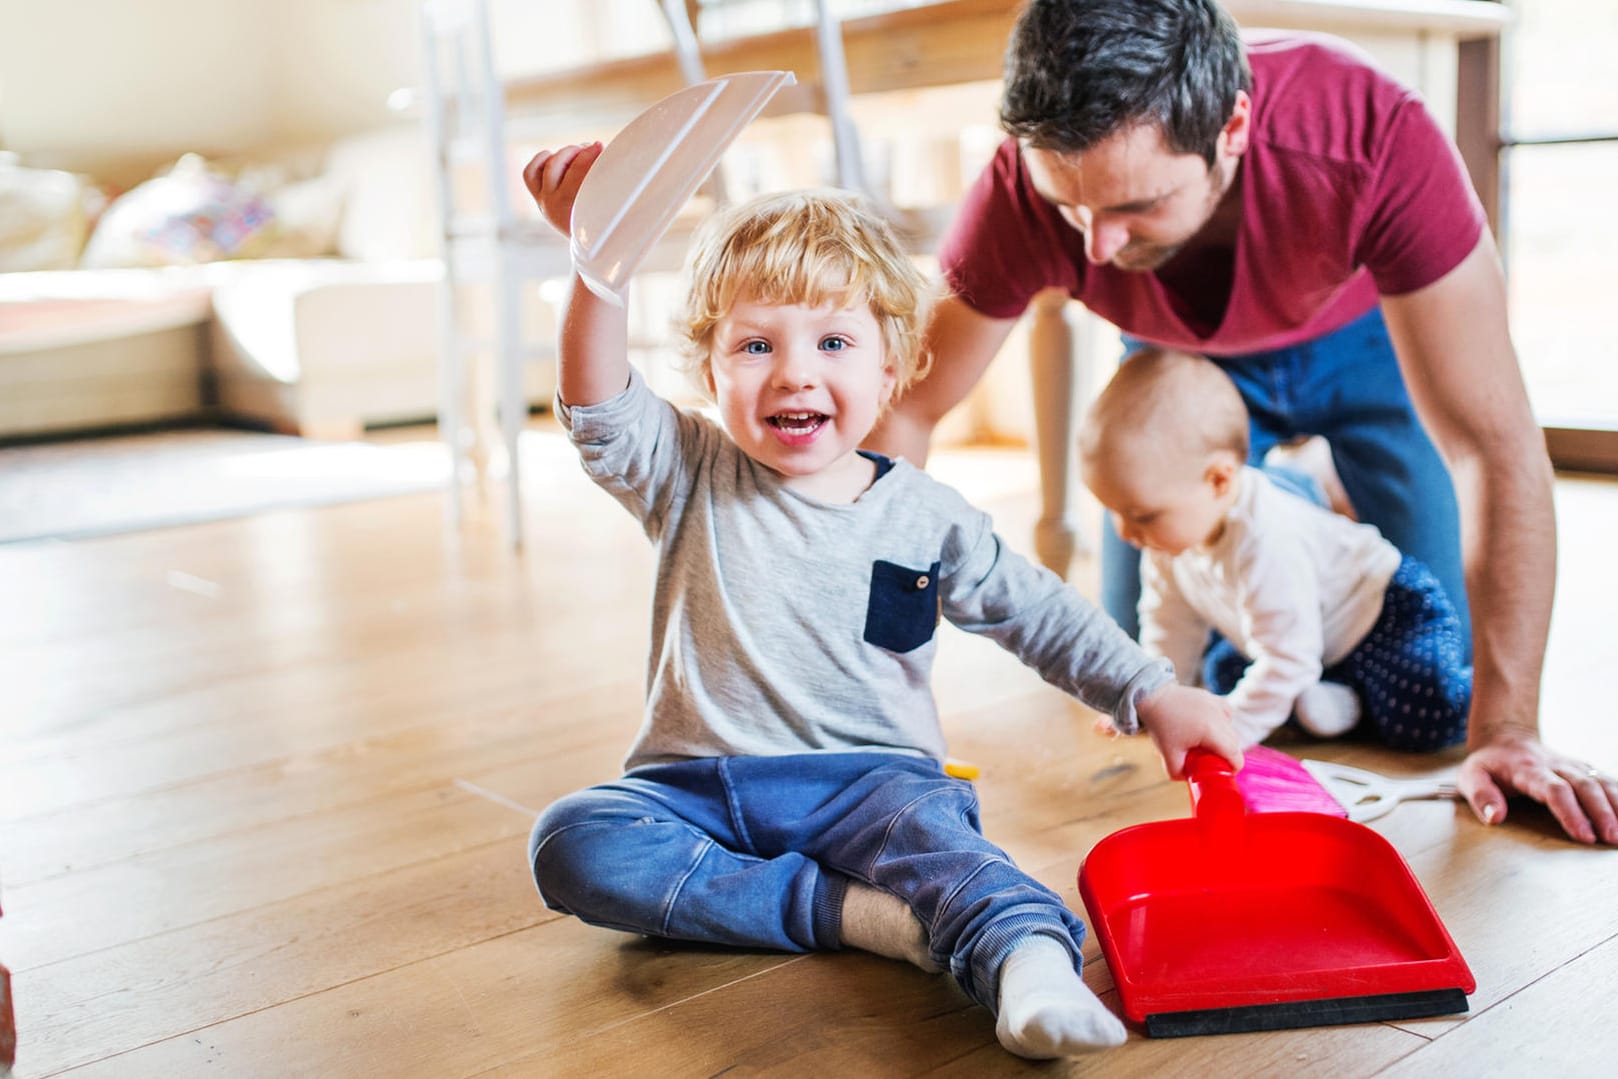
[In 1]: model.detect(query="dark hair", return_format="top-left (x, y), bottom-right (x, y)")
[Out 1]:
top-left (999, 0), bottom-right (1251, 165)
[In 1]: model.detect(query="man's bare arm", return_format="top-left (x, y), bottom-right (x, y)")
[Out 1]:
top-left (1383, 232), bottom-right (1618, 844)
top-left (866, 293), bottom-right (1019, 465)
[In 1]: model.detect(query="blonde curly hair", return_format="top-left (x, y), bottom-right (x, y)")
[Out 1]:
top-left (673, 189), bottom-right (934, 399)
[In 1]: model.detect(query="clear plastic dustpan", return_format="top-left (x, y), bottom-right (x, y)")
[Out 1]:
top-left (570, 70), bottom-right (796, 304)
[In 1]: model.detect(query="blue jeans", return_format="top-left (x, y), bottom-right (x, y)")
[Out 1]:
top-left (1102, 306), bottom-right (1471, 656)
top-left (529, 751), bottom-right (1087, 1010)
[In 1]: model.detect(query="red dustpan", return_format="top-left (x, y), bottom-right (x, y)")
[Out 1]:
top-left (1079, 750), bottom-right (1474, 1037)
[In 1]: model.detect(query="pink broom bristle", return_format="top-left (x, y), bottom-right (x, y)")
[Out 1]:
top-left (1235, 745), bottom-right (1348, 817)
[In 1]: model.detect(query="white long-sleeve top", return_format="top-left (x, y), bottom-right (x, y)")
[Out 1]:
top-left (1139, 466), bottom-right (1402, 744)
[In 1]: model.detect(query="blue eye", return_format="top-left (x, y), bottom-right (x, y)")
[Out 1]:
top-left (742, 340), bottom-right (771, 355)
top-left (820, 335), bottom-right (848, 352)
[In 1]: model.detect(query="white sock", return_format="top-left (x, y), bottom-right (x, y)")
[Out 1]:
top-left (839, 882), bottom-right (943, 973)
top-left (994, 936), bottom-right (1127, 1057)
top-left (1294, 681), bottom-right (1363, 738)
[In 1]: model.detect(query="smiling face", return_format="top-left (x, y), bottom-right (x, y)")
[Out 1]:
top-left (1022, 97), bottom-right (1248, 272)
top-left (707, 296), bottom-right (897, 502)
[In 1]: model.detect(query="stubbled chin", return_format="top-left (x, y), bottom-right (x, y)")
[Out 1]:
top-left (1114, 248), bottom-right (1174, 271)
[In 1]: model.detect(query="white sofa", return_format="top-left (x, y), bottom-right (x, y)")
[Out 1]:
top-left (0, 267), bottom-right (215, 438)
top-left (0, 258), bottom-right (467, 441)
top-left (0, 127), bottom-right (558, 441)
top-left (207, 258), bottom-right (444, 440)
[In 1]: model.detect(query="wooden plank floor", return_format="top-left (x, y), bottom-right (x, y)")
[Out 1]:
top-left (3, 424), bottom-right (1617, 1077)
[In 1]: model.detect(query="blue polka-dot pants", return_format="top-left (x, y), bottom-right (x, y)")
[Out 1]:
top-left (1201, 556), bottom-right (1471, 751)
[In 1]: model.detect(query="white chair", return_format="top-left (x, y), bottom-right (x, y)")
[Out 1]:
top-left (658, 0), bottom-right (863, 192)
top-left (658, 0), bottom-right (955, 250)
top-left (419, 0), bottom-right (1089, 568)
top-left (418, 0), bottom-right (572, 549)
top-left (420, 0), bottom-right (725, 550)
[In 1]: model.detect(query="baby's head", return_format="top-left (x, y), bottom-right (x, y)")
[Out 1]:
top-left (672, 190), bottom-right (934, 493)
top-left (1078, 347), bottom-right (1248, 554)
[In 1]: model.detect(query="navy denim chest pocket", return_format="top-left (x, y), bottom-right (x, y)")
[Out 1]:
top-left (863, 559), bottom-right (942, 653)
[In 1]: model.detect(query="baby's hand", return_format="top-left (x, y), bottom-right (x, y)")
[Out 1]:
top-left (1136, 683), bottom-right (1243, 780)
top-left (521, 142), bottom-right (604, 238)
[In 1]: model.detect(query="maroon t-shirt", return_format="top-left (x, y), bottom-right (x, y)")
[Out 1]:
top-left (939, 32), bottom-right (1487, 354)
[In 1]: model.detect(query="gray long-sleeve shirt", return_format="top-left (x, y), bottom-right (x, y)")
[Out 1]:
top-left (559, 371), bottom-right (1173, 771)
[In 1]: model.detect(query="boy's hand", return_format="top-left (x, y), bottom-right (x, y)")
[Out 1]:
top-left (1136, 683), bottom-right (1244, 780)
top-left (521, 142), bottom-right (604, 238)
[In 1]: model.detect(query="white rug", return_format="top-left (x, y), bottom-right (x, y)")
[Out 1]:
top-left (0, 429), bottom-right (450, 544)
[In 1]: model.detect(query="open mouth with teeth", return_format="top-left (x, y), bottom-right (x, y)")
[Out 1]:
top-left (766, 411), bottom-right (830, 441)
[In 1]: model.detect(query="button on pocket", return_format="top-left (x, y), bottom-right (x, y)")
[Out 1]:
top-left (863, 559), bottom-right (942, 653)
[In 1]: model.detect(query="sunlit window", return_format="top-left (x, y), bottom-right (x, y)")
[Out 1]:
top-left (1503, 0), bottom-right (1618, 429)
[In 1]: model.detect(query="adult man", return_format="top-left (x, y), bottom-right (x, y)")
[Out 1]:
top-left (870, 0), bottom-right (1617, 844)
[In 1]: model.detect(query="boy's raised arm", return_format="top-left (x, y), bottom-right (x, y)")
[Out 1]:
top-left (521, 143), bottom-right (631, 408)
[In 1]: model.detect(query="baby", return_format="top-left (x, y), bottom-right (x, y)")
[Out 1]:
top-left (518, 143), bottom-right (1240, 1058)
top-left (1079, 346), bottom-right (1471, 749)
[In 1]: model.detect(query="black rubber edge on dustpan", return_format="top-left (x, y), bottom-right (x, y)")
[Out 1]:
top-left (1145, 988), bottom-right (1469, 1038)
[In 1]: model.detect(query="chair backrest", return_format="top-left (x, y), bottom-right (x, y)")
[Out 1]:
top-left (657, 0), bottom-right (960, 255)
top-left (654, 0), bottom-right (733, 207)
top-left (418, 0), bottom-right (518, 240)
top-left (656, 0), bottom-right (875, 204)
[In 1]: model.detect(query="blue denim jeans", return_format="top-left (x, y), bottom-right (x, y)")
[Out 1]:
top-left (529, 751), bottom-right (1087, 1010)
top-left (1102, 306), bottom-right (1471, 656)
